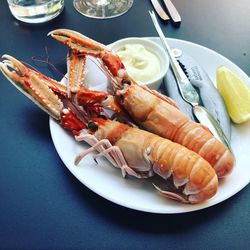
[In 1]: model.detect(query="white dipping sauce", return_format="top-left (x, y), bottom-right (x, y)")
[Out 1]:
top-left (116, 44), bottom-right (161, 84)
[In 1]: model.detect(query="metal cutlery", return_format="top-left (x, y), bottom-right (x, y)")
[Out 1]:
top-left (171, 50), bottom-right (231, 141)
top-left (149, 10), bottom-right (231, 149)
top-left (150, 0), bottom-right (170, 21)
top-left (163, 0), bottom-right (181, 23)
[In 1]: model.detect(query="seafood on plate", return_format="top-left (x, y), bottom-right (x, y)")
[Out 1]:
top-left (0, 54), bottom-right (219, 204)
top-left (48, 29), bottom-right (235, 178)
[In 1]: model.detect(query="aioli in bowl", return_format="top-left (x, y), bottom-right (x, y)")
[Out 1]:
top-left (109, 38), bottom-right (169, 89)
top-left (116, 43), bottom-right (161, 85)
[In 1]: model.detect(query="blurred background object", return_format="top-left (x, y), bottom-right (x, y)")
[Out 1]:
top-left (7, 0), bottom-right (64, 23)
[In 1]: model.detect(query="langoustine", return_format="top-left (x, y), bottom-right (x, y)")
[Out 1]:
top-left (0, 54), bottom-right (218, 204)
top-left (48, 28), bottom-right (235, 178)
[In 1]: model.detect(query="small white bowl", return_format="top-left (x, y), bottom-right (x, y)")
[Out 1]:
top-left (109, 37), bottom-right (169, 90)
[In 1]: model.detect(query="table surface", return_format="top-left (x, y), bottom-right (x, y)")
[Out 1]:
top-left (1, 1), bottom-right (250, 249)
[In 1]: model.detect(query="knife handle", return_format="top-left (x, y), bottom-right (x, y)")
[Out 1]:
top-left (163, 0), bottom-right (181, 23)
top-left (151, 0), bottom-right (170, 21)
top-left (193, 105), bottom-right (231, 150)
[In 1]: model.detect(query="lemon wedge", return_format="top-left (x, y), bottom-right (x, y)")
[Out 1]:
top-left (216, 66), bottom-right (250, 124)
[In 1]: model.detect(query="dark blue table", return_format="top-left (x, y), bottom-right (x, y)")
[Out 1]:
top-left (1, 1), bottom-right (250, 249)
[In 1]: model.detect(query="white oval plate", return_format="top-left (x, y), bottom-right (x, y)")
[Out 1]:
top-left (50, 38), bottom-right (250, 214)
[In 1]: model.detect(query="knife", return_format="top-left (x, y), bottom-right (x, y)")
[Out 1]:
top-left (164, 50), bottom-right (231, 141)
top-left (163, 0), bottom-right (181, 23)
top-left (149, 10), bottom-right (231, 149)
top-left (150, 0), bottom-right (170, 21)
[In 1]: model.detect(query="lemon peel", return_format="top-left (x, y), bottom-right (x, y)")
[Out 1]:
top-left (216, 66), bottom-right (250, 124)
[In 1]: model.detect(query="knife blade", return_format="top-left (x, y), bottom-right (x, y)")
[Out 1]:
top-left (149, 10), bottom-right (231, 149)
top-left (163, 0), bottom-right (181, 23)
top-left (177, 51), bottom-right (231, 140)
top-left (163, 49), bottom-right (231, 141)
top-left (150, 0), bottom-right (170, 21)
